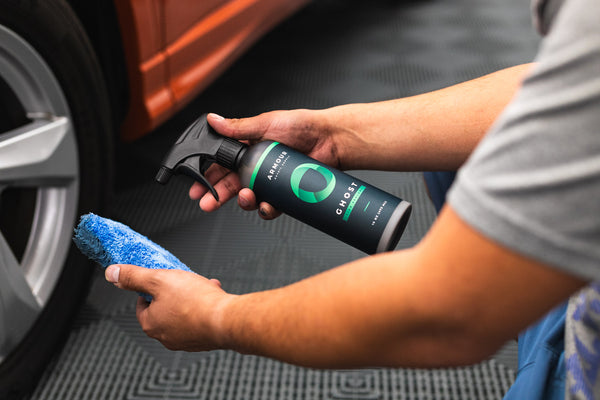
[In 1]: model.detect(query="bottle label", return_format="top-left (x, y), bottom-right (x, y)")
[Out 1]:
top-left (250, 143), bottom-right (404, 254)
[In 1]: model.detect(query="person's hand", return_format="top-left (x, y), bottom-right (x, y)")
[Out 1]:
top-left (105, 264), bottom-right (235, 352)
top-left (189, 110), bottom-right (341, 219)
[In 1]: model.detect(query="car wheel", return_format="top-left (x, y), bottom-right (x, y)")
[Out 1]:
top-left (0, 1), bottom-right (113, 398)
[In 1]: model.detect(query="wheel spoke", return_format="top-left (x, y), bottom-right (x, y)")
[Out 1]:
top-left (0, 229), bottom-right (41, 361)
top-left (0, 116), bottom-right (77, 188)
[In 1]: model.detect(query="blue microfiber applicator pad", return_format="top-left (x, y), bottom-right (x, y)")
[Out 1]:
top-left (73, 213), bottom-right (194, 301)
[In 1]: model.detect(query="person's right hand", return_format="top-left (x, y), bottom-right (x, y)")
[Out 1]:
top-left (189, 110), bottom-right (341, 219)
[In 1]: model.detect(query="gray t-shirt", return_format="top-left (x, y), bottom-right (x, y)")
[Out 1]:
top-left (448, 0), bottom-right (600, 398)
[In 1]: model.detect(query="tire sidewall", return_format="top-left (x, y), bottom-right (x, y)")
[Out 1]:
top-left (0, 0), bottom-right (113, 398)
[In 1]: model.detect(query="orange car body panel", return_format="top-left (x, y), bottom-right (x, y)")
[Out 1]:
top-left (114, 0), bottom-right (308, 141)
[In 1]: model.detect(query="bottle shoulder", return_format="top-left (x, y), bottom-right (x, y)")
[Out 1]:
top-left (237, 141), bottom-right (279, 185)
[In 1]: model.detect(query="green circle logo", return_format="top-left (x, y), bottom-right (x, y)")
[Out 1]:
top-left (290, 163), bottom-right (336, 203)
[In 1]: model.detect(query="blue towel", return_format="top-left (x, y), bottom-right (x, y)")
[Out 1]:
top-left (73, 213), bottom-right (194, 301)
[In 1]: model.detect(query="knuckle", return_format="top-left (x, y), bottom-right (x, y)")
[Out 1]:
top-left (144, 274), bottom-right (161, 293)
top-left (221, 175), bottom-right (241, 196)
top-left (142, 324), bottom-right (160, 341)
top-left (163, 341), bottom-right (178, 351)
top-left (119, 269), bottom-right (134, 288)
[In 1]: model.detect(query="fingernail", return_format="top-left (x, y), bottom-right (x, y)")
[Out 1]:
top-left (208, 113), bottom-right (224, 121)
top-left (105, 265), bottom-right (120, 283)
top-left (239, 195), bottom-right (250, 208)
top-left (259, 207), bottom-right (268, 217)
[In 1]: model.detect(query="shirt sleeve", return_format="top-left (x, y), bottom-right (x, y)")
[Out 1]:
top-left (448, 0), bottom-right (600, 281)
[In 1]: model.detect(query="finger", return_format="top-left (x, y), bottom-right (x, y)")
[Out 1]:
top-left (189, 182), bottom-right (206, 200)
top-left (189, 165), bottom-right (230, 200)
top-left (106, 264), bottom-right (159, 296)
top-left (237, 188), bottom-right (258, 211)
top-left (258, 201), bottom-right (282, 220)
top-left (199, 172), bottom-right (242, 212)
top-left (207, 112), bottom-right (272, 142)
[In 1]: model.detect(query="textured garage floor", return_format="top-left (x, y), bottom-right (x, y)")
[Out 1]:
top-left (28, 0), bottom-right (540, 398)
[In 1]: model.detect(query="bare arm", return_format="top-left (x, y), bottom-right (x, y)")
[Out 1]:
top-left (217, 205), bottom-right (582, 368)
top-left (108, 204), bottom-right (584, 369)
top-left (323, 63), bottom-right (533, 171)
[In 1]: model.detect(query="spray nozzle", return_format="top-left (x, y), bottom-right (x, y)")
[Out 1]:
top-left (155, 114), bottom-right (246, 201)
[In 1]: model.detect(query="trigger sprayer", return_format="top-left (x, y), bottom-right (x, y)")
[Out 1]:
top-left (156, 114), bottom-right (412, 254)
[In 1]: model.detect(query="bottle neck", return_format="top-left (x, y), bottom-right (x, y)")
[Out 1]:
top-left (216, 137), bottom-right (248, 171)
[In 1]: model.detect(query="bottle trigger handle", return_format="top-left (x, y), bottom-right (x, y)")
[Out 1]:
top-left (156, 114), bottom-right (245, 202)
top-left (179, 157), bottom-right (220, 201)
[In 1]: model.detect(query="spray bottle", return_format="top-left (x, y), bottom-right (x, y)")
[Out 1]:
top-left (156, 115), bottom-right (412, 254)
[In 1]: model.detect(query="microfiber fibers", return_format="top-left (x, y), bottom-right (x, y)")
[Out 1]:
top-left (73, 213), bottom-right (194, 301)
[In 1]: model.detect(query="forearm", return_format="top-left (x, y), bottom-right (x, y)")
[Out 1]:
top-left (216, 206), bottom-right (582, 370)
top-left (321, 64), bottom-right (533, 171)
top-left (220, 249), bottom-right (471, 369)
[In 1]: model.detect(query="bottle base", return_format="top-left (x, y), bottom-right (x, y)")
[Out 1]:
top-left (375, 200), bottom-right (412, 253)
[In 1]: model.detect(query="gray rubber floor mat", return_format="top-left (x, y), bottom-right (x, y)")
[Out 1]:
top-left (28, 0), bottom-right (538, 398)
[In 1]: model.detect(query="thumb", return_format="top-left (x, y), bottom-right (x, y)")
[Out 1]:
top-left (105, 264), bottom-right (158, 296)
top-left (207, 112), bottom-right (270, 142)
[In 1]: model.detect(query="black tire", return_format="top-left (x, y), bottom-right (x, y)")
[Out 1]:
top-left (0, 1), bottom-right (113, 398)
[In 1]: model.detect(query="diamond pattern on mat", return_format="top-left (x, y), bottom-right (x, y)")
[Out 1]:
top-left (31, 316), bottom-right (515, 400)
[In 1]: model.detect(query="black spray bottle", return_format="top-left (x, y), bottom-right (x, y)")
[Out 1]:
top-left (156, 115), bottom-right (412, 254)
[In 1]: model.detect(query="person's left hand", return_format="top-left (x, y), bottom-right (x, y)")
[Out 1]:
top-left (105, 264), bottom-right (234, 351)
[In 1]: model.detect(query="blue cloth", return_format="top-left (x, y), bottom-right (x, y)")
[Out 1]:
top-left (73, 213), bottom-right (194, 301)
